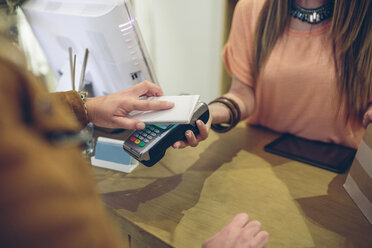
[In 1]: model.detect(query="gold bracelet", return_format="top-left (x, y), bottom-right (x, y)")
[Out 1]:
top-left (79, 91), bottom-right (88, 118)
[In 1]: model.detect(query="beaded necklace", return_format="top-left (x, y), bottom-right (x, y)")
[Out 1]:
top-left (290, 1), bottom-right (334, 24)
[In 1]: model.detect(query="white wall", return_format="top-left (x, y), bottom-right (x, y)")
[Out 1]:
top-left (131, 0), bottom-right (226, 102)
top-left (17, 0), bottom-right (227, 100)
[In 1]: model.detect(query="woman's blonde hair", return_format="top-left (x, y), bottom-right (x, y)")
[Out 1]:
top-left (253, 0), bottom-right (372, 123)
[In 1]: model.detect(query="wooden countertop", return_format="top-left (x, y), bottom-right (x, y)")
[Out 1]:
top-left (93, 124), bottom-right (372, 248)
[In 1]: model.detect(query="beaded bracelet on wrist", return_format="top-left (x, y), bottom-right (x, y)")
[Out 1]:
top-left (209, 96), bottom-right (241, 133)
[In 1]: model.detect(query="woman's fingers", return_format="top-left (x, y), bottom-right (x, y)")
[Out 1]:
top-left (196, 120), bottom-right (209, 139)
top-left (185, 130), bottom-right (198, 147)
top-left (172, 120), bottom-right (209, 149)
top-left (172, 141), bottom-right (183, 149)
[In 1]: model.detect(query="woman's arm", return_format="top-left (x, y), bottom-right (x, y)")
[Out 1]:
top-left (173, 77), bottom-right (255, 148)
top-left (210, 77), bottom-right (255, 124)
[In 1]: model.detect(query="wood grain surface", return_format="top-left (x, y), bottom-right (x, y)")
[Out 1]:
top-left (93, 124), bottom-right (372, 248)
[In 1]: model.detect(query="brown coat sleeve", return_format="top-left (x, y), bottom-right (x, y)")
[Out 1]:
top-left (0, 49), bottom-right (125, 247)
top-left (51, 90), bottom-right (89, 129)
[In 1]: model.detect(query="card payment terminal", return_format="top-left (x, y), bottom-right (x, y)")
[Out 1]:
top-left (123, 101), bottom-right (209, 167)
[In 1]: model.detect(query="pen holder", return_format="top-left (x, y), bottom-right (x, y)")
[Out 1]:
top-left (91, 137), bottom-right (139, 173)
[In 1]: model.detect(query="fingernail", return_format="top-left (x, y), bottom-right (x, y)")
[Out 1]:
top-left (136, 122), bottom-right (145, 129)
top-left (197, 120), bottom-right (202, 125)
top-left (186, 131), bottom-right (192, 136)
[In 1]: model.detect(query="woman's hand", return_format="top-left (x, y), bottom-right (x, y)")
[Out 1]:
top-left (85, 81), bottom-right (174, 130)
top-left (172, 116), bottom-right (212, 149)
top-left (172, 77), bottom-right (255, 149)
top-left (363, 105), bottom-right (372, 128)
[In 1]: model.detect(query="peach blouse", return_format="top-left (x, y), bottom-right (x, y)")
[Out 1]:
top-left (223, 0), bottom-right (365, 148)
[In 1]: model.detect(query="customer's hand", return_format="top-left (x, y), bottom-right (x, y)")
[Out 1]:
top-left (363, 105), bottom-right (372, 128)
top-left (202, 213), bottom-right (269, 248)
top-left (172, 116), bottom-right (212, 149)
top-left (85, 81), bottom-right (174, 130)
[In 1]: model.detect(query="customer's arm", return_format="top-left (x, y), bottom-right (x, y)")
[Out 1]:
top-left (51, 81), bottom-right (174, 130)
top-left (51, 90), bottom-right (89, 128)
top-left (0, 61), bottom-right (126, 248)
